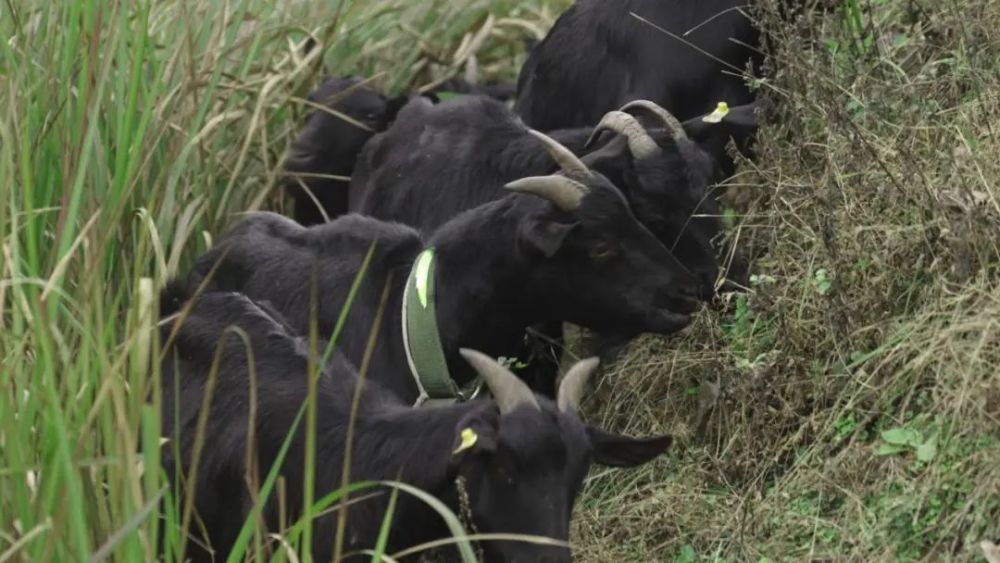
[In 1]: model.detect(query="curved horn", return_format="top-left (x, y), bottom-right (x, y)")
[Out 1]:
top-left (584, 111), bottom-right (660, 159)
top-left (459, 348), bottom-right (540, 414)
top-left (619, 100), bottom-right (687, 140)
top-left (557, 357), bottom-right (600, 413)
top-left (505, 175), bottom-right (587, 212)
top-left (528, 129), bottom-right (590, 180)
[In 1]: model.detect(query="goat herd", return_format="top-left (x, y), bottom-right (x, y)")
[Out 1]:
top-left (158, 1), bottom-right (772, 561)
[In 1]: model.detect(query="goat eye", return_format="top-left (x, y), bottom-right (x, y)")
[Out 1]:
top-left (589, 242), bottom-right (618, 263)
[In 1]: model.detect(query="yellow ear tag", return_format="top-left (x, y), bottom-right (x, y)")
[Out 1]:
top-left (702, 101), bottom-right (730, 124)
top-left (414, 249), bottom-right (434, 308)
top-left (453, 427), bottom-right (479, 455)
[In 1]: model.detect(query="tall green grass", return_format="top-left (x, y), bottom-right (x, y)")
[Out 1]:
top-left (0, 1), bottom-right (562, 561)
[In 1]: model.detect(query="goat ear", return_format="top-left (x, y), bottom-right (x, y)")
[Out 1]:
top-left (681, 100), bottom-right (763, 158)
top-left (520, 220), bottom-right (579, 258)
top-left (450, 403), bottom-right (500, 462)
top-left (383, 94), bottom-right (413, 124)
top-left (587, 426), bottom-right (672, 468)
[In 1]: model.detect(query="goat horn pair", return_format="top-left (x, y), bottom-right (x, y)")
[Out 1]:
top-left (583, 100), bottom-right (685, 161)
top-left (585, 111), bottom-right (660, 159)
top-left (458, 348), bottom-right (600, 414)
top-left (504, 129), bottom-right (591, 212)
top-left (619, 100), bottom-right (687, 141)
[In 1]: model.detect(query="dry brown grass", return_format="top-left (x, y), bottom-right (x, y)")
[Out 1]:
top-left (570, 1), bottom-right (1000, 561)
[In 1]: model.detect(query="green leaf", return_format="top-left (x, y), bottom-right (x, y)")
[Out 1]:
top-left (370, 485), bottom-right (400, 563)
top-left (722, 206), bottom-right (738, 229)
top-left (881, 427), bottom-right (923, 447)
top-left (834, 414), bottom-right (856, 440)
top-left (676, 544), bottom-right (696, 563)
top-left (813, 268), bottom-right (832, 296)
top-left (383, 482), bottom-right (479, 563)
top-left (916, 436), bottom-right (938, 462)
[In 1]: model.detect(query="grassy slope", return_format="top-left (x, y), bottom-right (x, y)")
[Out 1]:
top-left (0, 0), bottom-right (996, 561)
top-left (573, 2), bottom-right (1000, 561)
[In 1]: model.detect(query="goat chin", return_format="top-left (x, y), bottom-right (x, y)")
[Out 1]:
top-left (645, 308), bottom-right (693, 335)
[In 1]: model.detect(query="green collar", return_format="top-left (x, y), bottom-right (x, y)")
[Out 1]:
top-left (401, 248), bottom-right (482, 407)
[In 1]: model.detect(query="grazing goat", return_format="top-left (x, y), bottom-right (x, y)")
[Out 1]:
top-left (283, 76), bottom-right (407, 225)
top-left (163, 132), bottom-right (700, 401)
top-left (160, 291), bottom-right (672, 562)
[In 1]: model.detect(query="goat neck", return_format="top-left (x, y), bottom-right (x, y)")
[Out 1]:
top-left (491, 126), bottom-right (593, 177)
top-left (426, 198), bottom-right (541, 389)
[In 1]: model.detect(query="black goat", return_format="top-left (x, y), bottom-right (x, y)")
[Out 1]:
top-left (163, 133), bottom-right (700, 401)
top-left (160, 291), bottom-right (671, 562)
top-left (515, 0), bottom-right (764, 176)
top-left (283, 76), bottom-right (405, 225)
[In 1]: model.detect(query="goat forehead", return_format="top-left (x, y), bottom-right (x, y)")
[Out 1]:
top-left (318, 92), bottom-right (376, 112)
top-left (579, 187), bottom-right (635, 224)
top-left (498, 406), bottom-right (590, 465)
top-left (307, 77), bottom-right (354, 102)
top-left (498, 410), bottom-right (570, 457)
top-left (341, 93), bottom-right (386, 115)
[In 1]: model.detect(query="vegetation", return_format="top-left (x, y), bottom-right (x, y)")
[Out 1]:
top-left (575, 2), bottom-right (1000, 560)
top-left (0, 0), bottom-right (996, 561)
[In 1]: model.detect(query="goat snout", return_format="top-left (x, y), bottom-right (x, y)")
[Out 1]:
top-left (654, 285), bottom-right (702, 315)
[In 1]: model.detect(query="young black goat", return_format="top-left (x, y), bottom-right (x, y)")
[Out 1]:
top-left (161, 291), bottom-right (671, 562)
top-left (515, 0), bottom-right (764, 176)
top-left (283, 76), bottom-right (408, 225)
top-left (163, 132), bottom-right (700, 401)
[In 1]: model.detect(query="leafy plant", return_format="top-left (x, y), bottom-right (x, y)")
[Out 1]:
top-left (875, 426), bottom-right (937, 463)
top-left (812, 268), bottom-right (832, 296)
